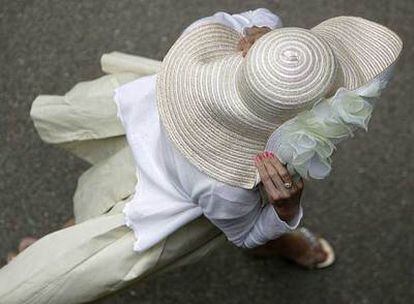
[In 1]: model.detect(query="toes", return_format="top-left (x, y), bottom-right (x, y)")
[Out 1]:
top-left (63, 218), bottom-right (75, 228)
top-left (315, 238), bottom-right (336, 268)
top-left (6, 252), bottom-right (17, 264)
top-left (314, 246), bottom-right (328, 264)
top-left (4, 237), bottom-right (40, 266)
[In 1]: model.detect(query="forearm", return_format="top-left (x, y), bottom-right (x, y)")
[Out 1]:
top-left (207, 200), bottom-right (303, 249)
top-left (237, 203), bottom-right (302, 248)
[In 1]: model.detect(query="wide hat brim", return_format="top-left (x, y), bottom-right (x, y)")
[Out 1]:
top-left (156, 16), bottom-right (402, 189)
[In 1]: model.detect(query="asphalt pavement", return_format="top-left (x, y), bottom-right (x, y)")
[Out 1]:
top-left (0, 1), bottom-right (413, 303)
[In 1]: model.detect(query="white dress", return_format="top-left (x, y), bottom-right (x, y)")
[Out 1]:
top-left (114, 8), bottom-right (303, 252)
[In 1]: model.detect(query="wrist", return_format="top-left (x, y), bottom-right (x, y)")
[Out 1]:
top-left (274, 203), bottom-right (300, 223)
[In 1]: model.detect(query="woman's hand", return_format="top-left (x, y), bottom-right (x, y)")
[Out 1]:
top-left (237, 26), bottom-right (272, 57)
top-left (254, 151), bottom-right (304, 222)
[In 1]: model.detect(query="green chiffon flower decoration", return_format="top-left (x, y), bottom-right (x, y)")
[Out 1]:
top-left (264, 67), bottom-right (393, 180)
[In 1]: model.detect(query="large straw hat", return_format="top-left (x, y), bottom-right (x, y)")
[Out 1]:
top-left (156, 16), bottom-right (402, 189)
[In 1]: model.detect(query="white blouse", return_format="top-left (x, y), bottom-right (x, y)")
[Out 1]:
top-left (114, 8), bottom-right (303, 252)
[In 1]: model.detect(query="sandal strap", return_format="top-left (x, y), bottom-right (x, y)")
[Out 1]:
top-left (297, 227), bottom-right (319, 249)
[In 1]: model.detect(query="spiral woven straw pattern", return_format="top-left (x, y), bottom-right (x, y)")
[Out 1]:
top-left (312, 17), bottom-right (402, 89)
top-left (239, 28), bottom-right (338, 122)
top-left (156, 16), bottom-right (402, 189)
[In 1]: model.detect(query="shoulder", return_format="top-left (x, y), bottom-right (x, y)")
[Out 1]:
top-left (113, 74), bottom-right (157, 128)
top-left (115, 74), bottom-right (156, 102)
top-left (114, 75), bottom-right (156, 115)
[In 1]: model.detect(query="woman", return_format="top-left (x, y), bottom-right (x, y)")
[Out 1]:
top-left (0, 8), bottom-right (401, 304)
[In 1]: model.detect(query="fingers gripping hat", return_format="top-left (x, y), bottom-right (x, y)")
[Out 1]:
top-left (156, 16), bottom-right (402, 189)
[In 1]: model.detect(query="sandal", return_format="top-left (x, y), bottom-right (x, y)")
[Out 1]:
top-left (296, 227), bottom-right (335, 269)
top-left (246, 227), bottom-right (335, 269)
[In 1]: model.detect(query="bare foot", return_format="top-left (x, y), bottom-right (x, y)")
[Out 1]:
top-left (18, 236), bottom-right (38, 253)
top-left (248, 227), bottom-right (335, 269)
top-left (4, 236), bottom-right (38, 265)
top-left (4, 217), bottom-right (75, 265)
top-left (62, 218), bottom-right (75, 228)
top-left (6, 252), bottom-right (17, 264)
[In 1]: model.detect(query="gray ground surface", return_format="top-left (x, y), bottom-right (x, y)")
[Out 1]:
top-left (0, 0), bottom-right (413, 303)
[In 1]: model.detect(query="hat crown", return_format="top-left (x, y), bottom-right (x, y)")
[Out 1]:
top-left (157, 18), bottom-right (402, 189)
top-left (237, 27), bottom-right (340, 124)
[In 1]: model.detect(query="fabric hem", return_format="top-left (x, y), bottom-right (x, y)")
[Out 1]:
top-left (122, 167), bottom-right (146, 252)
top-left (113, 88), bottom-right (126, 126)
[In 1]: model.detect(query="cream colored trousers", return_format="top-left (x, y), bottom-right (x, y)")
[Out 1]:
top-left (0, 53), bottom-right (225, 304)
